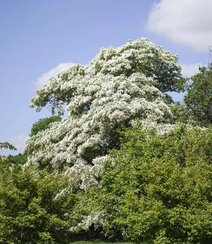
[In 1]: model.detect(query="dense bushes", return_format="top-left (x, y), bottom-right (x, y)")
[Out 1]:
top-left (4, 123), bottom-right (212, 243)
top-left (84, 124), bottom-right (212, 243)
top-left (0, 167), bottom-right (76, 244)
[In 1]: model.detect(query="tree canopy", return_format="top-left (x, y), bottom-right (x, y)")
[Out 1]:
top-left (25, 38), bottom-right (184, 190)
top-left (184, 63), bottom-right (212, 127)
top-left (29, 116), bottom-right (62, 137)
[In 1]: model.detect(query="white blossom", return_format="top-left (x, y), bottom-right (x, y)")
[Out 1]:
top-left (26, 38), bottom-right (183, 190)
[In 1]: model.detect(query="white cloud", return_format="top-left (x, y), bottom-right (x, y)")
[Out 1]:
top-left (36, 62), bottom-right (75, 88)
top-left (146, 0), bottom-right (212, 52)
top-left (180, 63), bottom-right (204, 78)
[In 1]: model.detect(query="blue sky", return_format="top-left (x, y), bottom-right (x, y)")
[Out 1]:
top-left (1, 0), bottom-right (212, 155)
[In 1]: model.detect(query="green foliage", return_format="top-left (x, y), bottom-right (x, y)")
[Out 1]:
top-left (30, 116), bottom-right (62, 137)
top-left (0, 153), bottom-right (27, 173)
top-left (0, 142), bottom-right (17, 163)
top-left (5, 153), bottom-right (27, 166)
top-left (170, 103), bottom-right (201, 126)
top-left (0, 142), bottom-right (16, 150)
top-left (87, 124), bottom-right (212, 243)
top-left (184, 63), bottom-right (212, 127)
top-left (0, 166), bottom-right (76, 244)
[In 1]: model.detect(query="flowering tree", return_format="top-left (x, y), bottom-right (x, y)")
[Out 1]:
top-left (25, 38), bottom-right (183, 190)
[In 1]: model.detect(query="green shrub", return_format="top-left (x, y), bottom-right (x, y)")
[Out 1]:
top-left (0, 166), bottom-right (75, 244)
top-left (89, 124), bottom-right (212, 243)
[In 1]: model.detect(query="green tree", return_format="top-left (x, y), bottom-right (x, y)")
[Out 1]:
top-left (0, 167), bottom-right (76, 244)
top-left (170, 102), bottom-right (201, 126)
top-left (86, 124), bottom-right (212, 243)
top-left (184, 63), bottom-right (212, 127)
top-left (29, 116), bottom-right (62, 137)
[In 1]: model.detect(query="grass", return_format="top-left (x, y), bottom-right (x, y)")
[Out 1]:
top-left (70, 242), bottom-right (131, 244)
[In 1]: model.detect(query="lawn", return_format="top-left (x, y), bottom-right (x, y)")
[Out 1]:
top-left (70, 242), bottom-right (131, 244)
